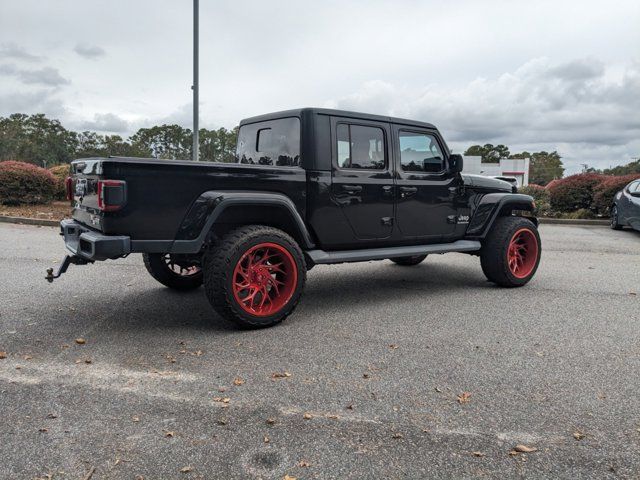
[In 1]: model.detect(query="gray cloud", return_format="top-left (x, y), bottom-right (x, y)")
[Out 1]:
top-left (329, 58), bottom-right (640, 172)
top-left (0, 63), bottom-right (70, 86)
top-left (79, 113), bottom-right (130, 133)
top-left (0, 90), bottom-right (66, 117)
top-left (0, 43), bottom-right (43, 62)
top-left (74, 43), bottom-right (106, 59)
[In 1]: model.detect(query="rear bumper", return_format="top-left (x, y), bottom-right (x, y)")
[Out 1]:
top-left (61, 219), bottom-right (130, 261)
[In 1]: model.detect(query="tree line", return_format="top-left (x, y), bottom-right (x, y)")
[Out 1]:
top-left (464, 143), bottom-right (565, 186)
top-left (0, 113), bottom-right (238, 167)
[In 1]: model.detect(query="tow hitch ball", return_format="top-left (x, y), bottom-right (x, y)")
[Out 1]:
top-left (45, 255), bottom-right (89, 283)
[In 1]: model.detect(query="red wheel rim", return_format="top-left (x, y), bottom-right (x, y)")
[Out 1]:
top-left (232, 242), bottom-right (298, 317)
top-left (507, 228), bottom-right (538, 279)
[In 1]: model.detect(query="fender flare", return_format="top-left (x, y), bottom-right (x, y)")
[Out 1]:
top-left (465, 193), bottom-right (537, 238)
top-left (169, 191), bottom-right (315, 253)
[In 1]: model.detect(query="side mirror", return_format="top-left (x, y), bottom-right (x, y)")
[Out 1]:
top-left (449, 154), bottom-right (463, 173)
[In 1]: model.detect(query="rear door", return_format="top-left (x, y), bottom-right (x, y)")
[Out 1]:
top-left (330, 117), bottom-right (394, 240)
top-left (392, 125), bottom-right (459, 241)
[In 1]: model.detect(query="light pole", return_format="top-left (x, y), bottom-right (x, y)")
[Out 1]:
top-left (192, 0), bottom-right (199, 161)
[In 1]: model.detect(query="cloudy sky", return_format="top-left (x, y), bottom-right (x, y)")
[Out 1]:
top-left (1, 0), bottom-right (638, 173)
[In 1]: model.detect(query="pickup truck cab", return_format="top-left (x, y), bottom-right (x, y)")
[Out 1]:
top-left (49, 108), bottom-right (541, 328)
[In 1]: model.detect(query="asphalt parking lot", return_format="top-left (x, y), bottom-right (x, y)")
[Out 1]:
top-left (1, 223), bottom-right (639, 479)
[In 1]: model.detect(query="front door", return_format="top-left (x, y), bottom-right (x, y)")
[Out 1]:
top-left (330, 117), bottom-right (394, 241)
top-left (392, 126), bottom-right (459, 241)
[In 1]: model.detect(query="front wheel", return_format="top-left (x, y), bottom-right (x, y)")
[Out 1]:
top-left (143, 253), bottom-right (203, 290)
top-left (610, 205), bottom-right (622, 230)
top-left (203, 225), bottom-right (306, 328)
top-left (390, 255), bottom-right (428, 266)
top-left (480, 217), bottom-right (541, 287)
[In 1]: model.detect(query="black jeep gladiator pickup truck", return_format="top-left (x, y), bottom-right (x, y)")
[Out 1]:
top-left (49, 108), bottom-right (541, 328)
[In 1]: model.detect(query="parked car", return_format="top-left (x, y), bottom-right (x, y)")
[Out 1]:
top-left (47, 108), bottom-right (541, 328)
top-left (611, 179), bottom-right (640, 231)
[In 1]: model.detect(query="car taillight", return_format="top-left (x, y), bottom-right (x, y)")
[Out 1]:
top-left (97, 180), bottom-right (127, 212)
top-left (65, 176), bottom-right (73, 201)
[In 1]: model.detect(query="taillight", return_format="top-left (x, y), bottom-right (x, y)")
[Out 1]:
top-left (65, 176), bottom-right (73, 201)
top-left (97, 180), bottom-right (127, 212)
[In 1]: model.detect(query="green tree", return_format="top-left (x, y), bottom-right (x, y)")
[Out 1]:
top-left (129, 124), bottom-right (192, 159)
top-left (0, 113), bottom-right (77, 167)
top-left (602, 159), bottom-right (640, 176)
top-left (528, 151), bottom-right (564, 186)
top-left (463, 144), bottom-right (510, 163)
top-left (199, 127), bottom-right (238, 162)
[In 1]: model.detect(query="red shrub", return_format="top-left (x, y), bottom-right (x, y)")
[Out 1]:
top-left (593, 174), bottom-right (640, 214)
top-left (547, 173), bottom-right (604, 212)
top-left (0, 160), bottom-right (57, 205)
top-left (49, 164), bottom-right (71, 200)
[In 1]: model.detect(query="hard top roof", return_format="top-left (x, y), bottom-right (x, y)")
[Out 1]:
top-left (240, 107), bottom-right (437, 130)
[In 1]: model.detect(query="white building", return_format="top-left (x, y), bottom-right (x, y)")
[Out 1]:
top-left (463, 156), bottom-right (530, 186)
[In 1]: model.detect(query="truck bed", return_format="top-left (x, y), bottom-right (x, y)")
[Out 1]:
top-left (70, 157), bottom-right (307, 241)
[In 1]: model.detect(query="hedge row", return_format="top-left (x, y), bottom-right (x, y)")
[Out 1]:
top-left (0, 161), bottom-right (57, 205)
top-left (522, 173), bottom-right (640, 217)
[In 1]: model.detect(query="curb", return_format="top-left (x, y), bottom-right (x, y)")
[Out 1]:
top-left (0, 216), bottom-right (60, 227)
top-left (538, 217), bottom-right (609, 226)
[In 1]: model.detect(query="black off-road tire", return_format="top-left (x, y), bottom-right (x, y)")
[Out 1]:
top-left (480, 216), bottom-right (541, 287)
top-left (203, 225), bottom-right (306, 328)
top-left (390, 255), bottom-right (428, 266)
top-left (143, 253), bottom-right (203, 290)
top-left (610, 205), bottom-right (623, 230)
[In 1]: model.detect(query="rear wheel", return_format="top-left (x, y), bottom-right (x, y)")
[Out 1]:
top-left (390, 255), bottom-right (428, 266)
top-left (203, 225), bottom-right (306, 328)
top-left (143, 253), bottom-right (203, 290)
top-left (610, 205), bottom-right (622, 230)
top-left (480, 217), bottom-right (541, 287)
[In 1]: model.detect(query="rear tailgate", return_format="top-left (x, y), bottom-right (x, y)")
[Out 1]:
top-left (70, 158), bottom-right (126, 231)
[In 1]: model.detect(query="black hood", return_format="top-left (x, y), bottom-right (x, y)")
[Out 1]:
top-left (462, 174), bottom-right (514, 193)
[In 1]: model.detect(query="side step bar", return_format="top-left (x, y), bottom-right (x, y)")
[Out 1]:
top-left (306, 240), bottom-right (481, 265)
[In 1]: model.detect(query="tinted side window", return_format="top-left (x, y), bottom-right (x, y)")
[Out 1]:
top-left (398, 131), bottom-right (444, 173)
top-left (628, 181), bottom-right (640, 193)
top-left (236, 117), bottom-right (300, 167)
top-left (336, 124), bottom-right (385, 170)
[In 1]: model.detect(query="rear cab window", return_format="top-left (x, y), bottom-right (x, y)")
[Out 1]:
top-left (236, 117), bottom-right (300, 167)
top-left (336, 124), bottom-right (386, 170)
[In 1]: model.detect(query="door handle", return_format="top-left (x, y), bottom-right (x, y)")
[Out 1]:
top-left (342, 185), bottom-right (363, 193)
top-left (399, 186), bottom-right (417, 199)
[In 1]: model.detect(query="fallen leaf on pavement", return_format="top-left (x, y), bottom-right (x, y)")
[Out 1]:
top-left (272, 371), bottom-right (291, 379)
top-left (132, 416), bottom-right (140, 423)
top-left (434, 387), bottom-right (442, 393)
top-left (75, 338), bottom-right (86, 345)
top-left (389, 344), bottom-right (398, 349)
top-left (47, 413), bottom-right (58, 419)
top-left (573, 431), bottom-right (586, 440)
top-left (392, 433), bottom-right (403, 439)
top-left (266, 418), bottom-right (276, 425)
top-left (303, 412), bottom-right (313, 420)
top-left (213, 397), bottom-right (230, 404)
top-left (472, 451), bottom-right (485, 457)
top-left (0, 352), bottom-right (6, 359)
top-left (38, 428), bottom-right (48, 433)
top-left (457, 392), bottom-right (472, 404)
top-left (513, 444), bottom-right (537, 453)
top-left (23, 355), bottom-right (32, 360)
top-left (283, 475), bottom-right (297, 480)
top-left (346, 404), bottom-right (354, 410)
top-left (233, 377), bottom-right (245, 386)
top-left (180, 466), bottom-right (192, 473)
top-left (264, 436), bottom-right (270, 443)
top-left (164, 431), bottom-right (175, 438)
top-left (298, 460), bottom-right (311, 467)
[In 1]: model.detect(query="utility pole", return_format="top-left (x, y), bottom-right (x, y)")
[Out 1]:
top-left (192, 0), bottom-right (199, 161)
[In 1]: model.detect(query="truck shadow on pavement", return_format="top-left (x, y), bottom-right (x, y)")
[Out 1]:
top-left (83, 259), bottom-right (499, 333)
